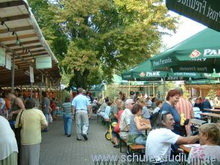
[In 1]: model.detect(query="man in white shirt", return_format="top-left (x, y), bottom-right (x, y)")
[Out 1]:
top-left (146, 111), bottom-right (199, 164)
top-left (119, 99), bottom-right (134, 140)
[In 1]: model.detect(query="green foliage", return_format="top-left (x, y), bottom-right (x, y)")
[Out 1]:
top-left (104, 84), bottom-right (121, 101)
top-left (28, 0), bottom-right (178, 89)
top-left (207, 89), bottom-right (216, 100)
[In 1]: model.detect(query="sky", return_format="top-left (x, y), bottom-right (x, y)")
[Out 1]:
top-left (162, 11), bottom-right (207, 49)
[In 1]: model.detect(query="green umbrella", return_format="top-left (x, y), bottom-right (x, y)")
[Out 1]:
top-left (166, 0), bottom-right (220, 32)
top-left (185, 79), bottom-right (220, 85)
top-left (151, 28), bottom-right (220, 73)
top-left (121, 60), bottom-right (167, 81)
top-left (121, 59), bottom-right (207, 81)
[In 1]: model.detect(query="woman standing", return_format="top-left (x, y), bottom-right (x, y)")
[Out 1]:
top-left (62, 96), bottom-right (73, 137)
top-left (15, 98), bottom-right (48, 165)
top-left (161, 89), bottom-right (181, 135)
top-left (0, 116), bottom-right (18, 165)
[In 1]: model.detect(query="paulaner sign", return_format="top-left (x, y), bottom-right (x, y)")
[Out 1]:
top-left (166, 0), bottom-right (220, 32)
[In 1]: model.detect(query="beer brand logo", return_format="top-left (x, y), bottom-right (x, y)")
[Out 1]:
top-left (139, 72), bottom-right (145, 77)
top-left (190, 50), bottom-right (201, 58)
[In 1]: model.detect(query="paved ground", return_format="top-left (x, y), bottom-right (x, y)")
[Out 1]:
top-left (40, 115), bottom-right (125, 165)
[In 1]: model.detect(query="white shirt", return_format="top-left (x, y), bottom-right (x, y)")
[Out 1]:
top-left (0, 116), bottom-right (18, 160)
top-left (146, 128), bottom-right (179, 163)
top-left (119, 108), bottom-right (133, 139)
top-left (188, 145), bottom-right (220, 164)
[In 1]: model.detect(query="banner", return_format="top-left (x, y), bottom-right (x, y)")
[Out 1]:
top-left (35, 56), bottom-right (52, 69)
top-left (0, 47), bottom-right (6, 66)
top-left (166, 0), bottom-right (220, 32)
top-left (6, 54), bottom-right (11, 70)
top-left (29, 66), bottom-right (34, 83)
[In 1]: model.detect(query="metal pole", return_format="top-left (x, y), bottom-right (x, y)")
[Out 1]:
top-left (30, 82), bottom-right (33, 98)
top-left (11, 54), bottom-right (15, 92)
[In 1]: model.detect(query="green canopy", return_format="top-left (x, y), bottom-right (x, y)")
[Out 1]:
top-left (151, 28), bottom-right (220, 73)
top-left (185, 79), bottom-right (220, 85)
top-left (121, 59), bottom-right (207, 81)
top-left (166, 0), bottom-right (220, 32)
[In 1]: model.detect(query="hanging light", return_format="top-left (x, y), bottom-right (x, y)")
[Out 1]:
top-left (16, 39), bottom-right (20, 45)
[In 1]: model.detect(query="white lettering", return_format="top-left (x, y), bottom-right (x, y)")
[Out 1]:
top-left (207, 6), bottom-right (220, 22)
top-left (152, 57), bottom-right (172, 67)
top-left (204, 49), bottom-right (220, 56)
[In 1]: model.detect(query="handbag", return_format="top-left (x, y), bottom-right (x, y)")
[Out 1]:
top-left (14, 110), bottom-right (24, 145)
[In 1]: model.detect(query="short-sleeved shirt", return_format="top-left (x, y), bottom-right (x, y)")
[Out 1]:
top-left (62, 102), bottom-right (72, 114)
top-left (119, 108), bottom-right (133, 139)
top-left (188, 145), bottom-right (220, 164)
top-left (146, 128), bottom-right (179, 163)
top-left (15, 108), bottom-right (47, 145)
top-left (72, 94), bottom-right (90, 113)
top-left (161, 102), bottom-right (181, 135)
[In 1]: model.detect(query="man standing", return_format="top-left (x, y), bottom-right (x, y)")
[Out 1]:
top-left (119, 99), bottom-right (135, 140)
top-left (175, 87), bottom-right (194, 136)
top-left (146, 111), bottom-right (199, 164)
top-left (72, 88), bottom-right (91, 141)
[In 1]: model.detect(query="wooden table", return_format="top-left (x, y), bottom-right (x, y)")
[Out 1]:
top-left (179, 144), bottom-right (200, 153)
top-left (200, 113), bottom-right (220, 123)
top-left (203, 109), bottom-right (220, 113)
top-left (191, 119), bottom-right (206, 126)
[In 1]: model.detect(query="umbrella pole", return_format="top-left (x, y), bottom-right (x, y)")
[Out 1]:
top-left (163, 79), bottom-right (166, 100)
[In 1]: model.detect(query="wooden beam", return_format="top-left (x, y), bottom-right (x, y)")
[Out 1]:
top-left (0, 1), bottom-right (26, 8)
top-left (15, 53), bottom-right (48, 59)
top-left (0, 25), bottom-right (33, 34)
top-left (0, 33), bottom-right (36, 42)
top-left (0, 14), bottom-right (30, 23)
top-left (5, 39), bottom-right (40, 47)
top-left (12, 45), bottom-right (43, 52)
top-left (16, 49), bottom-right (46, 54)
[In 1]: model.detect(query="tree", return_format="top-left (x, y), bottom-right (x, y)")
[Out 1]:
top-left (29, 0), bottom-right (178, 89)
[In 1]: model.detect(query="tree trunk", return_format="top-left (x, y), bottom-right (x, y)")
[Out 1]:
top-left (71, 69), bottom-right (90, 89)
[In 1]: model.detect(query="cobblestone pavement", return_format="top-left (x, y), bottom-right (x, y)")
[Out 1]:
top-left (40, 116), bottom-right (125, 165)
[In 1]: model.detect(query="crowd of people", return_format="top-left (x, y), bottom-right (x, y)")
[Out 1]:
top-left (0, 90), bottom-right (57, 165)
top-left (97, 88), bottom-right (220, 164)
top-left (1, 87), bottom-right (220, 165)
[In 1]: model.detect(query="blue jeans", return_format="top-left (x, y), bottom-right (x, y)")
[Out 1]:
top-left (134, 135), bottom-right (146, 145)
top-left (63, 113), bottom-right (72, 135)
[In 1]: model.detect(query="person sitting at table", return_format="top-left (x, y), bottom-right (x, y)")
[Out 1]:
top-left (194, 97), bottom-right (204, 111)
top-left (188, 123), bottom-right (220, 165)
top-left (153, 100), bottom-right (163, 114)
top-left (127, 104), bottom-right (151, 145)
top-left (203, 97), bottom-right (213, 112)
top-left (146, 111), bottom-right (199, 164)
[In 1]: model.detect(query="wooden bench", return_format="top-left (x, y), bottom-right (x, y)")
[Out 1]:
top-left (119, 137), bottom-right (145, 154)
top-left (128, 144), bottom-right (145, 152)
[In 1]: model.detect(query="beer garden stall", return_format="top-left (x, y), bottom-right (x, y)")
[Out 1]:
top-left (0, 0), bottom-right (61, 100)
